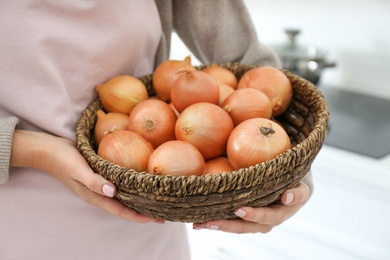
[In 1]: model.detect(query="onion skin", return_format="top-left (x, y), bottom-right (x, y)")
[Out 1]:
top-left (95, 75), bottom-right (149, 115)
top-left (204, 156), bottom-right (234, 174)
top-left (94, 110), bottom-right (129, 146)
top-left (152, 56), bottom-right (195, 101)
top-left (218, 83), bottom-right (235, 106)
top-left (171, 69), bottom-right (220, 113)
top-left (148, 140), bottom-right (205, 176)
top-left (128, 99), bottom-right (177, 148)
top-left (222, 88), bottom-right (273, 126)
top-left (238, 66), bottom-right (292, 116)
top-left (175, 102), bottom-right (234, 160)
top-left (227, 118), bottom-right (292, 170)
top-left (202, 63), bottom-right (238, 89)
top-left (98, 130), bottom-right (154, 172)
top-left (168, 102), bottom-right (180, 117)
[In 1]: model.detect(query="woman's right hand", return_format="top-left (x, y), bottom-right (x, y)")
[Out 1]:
top-left (10, 130), bottom-right (163, 224)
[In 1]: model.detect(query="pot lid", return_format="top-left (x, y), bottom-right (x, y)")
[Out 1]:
top-left (272, 29), bottom-right (327, 60)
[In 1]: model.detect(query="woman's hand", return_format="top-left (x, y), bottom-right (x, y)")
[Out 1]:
top-left (192, 181), bottom-right (310, 233)
top-left (10, 130), bottom-right (162, 224)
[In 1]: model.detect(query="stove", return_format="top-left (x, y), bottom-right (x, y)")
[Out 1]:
top-left (319, 86), bottom-right (390, 159)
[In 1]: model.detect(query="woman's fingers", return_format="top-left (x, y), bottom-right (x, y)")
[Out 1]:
top-left (280, 181), bottom-right (311, 206)
top-left (88, 191), bottom-right (164, 223)
top-left (193, 181), bottom-right (311, 234)
top-left (193, 219), bottom-right (273, 234)
top-left (73, 168), bottom-right (164, 224)
top-left (12, 131), bottom-right (164, 224)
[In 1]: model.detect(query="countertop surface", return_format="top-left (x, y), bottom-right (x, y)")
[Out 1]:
top-left (320, 86), bottom-right (390, 159)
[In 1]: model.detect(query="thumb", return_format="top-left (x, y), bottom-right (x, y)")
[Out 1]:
top-left (280, 181), bottom-right (310, 206)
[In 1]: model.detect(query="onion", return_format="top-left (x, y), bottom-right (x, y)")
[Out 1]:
top-left (95, 75), bottom-right (149, 115)
top-left (94, 110), bottom-right (129, 146)
top-left (222, 88), bottom-right (273, 126)
top-left (128, 99), bottom-right (177, 147)
top-left (152, 56), bottom-right (195, 101)
top-left (237, 66), bottom-right (292, 116)
top-left (202, 63), bottom-right (238, 89)
top-left (171, 69), bottom-right (220, 113)
top-left (227, 118), bottom-right (292, 170)
top-left (175, 102), bottom-right (234, 160)
top-left (98, 130), bottom-right (154, 172)
top-left (204, 156), bottom-right (234, 174)
top-left (148, 140), bottom-right (205, 176)
top-left (218, 83), bottom-right (235, 106)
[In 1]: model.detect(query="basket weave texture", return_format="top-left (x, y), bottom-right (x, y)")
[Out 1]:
top-left (76, 63), bottom-right (329, 223)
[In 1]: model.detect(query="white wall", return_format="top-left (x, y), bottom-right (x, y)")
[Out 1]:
top-left (170, 0), bottom-right (390, 99)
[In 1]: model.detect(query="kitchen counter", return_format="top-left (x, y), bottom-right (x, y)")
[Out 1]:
top-left (187, 144), bottom-right (390, 259)
top-left (320, 86), bottom-right (390, 159)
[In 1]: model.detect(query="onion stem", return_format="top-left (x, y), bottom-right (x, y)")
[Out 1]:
top-left (259, 126), bottom-right (275, 136)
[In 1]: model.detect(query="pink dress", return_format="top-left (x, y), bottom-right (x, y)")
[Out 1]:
top-left (0, 1), bottom-right (190, 259)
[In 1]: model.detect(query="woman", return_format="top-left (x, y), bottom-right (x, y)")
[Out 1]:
top-left (0, 1), bottom-right (311, 259)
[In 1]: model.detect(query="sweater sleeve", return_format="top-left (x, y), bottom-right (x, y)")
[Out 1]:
top-left (171, 0), bottom-right (280, 67)
top-left (0, 116), bottom-right (19, 184)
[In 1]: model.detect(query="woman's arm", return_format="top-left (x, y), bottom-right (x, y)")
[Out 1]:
top-left (155, 0), bottom-right (280, 67)
top-left (6, 128), bottom-right (162, 223)
top-left (0, 116), bottom-right (19, 184)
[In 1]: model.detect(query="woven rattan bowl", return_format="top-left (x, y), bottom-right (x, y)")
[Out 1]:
top-left (76, 63), bottom-right (329, 223)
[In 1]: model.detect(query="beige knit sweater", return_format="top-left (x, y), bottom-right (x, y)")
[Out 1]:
top-left (0, 0), bottom-right (281, 184)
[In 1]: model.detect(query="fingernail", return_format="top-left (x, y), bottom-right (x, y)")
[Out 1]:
top-left (155, 219), bottom-right (165, 224)
top-left (102, 184), bottom-right (115, 197)
top-left (208, 225), bottom-right (219, 230)
top-left (234, 209), bottom-right (246, 218)
top-left (285, 192), bottom-right (294, 204)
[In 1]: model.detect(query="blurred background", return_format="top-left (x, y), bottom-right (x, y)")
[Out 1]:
top-left (169, 0), bottom-right (390, 259)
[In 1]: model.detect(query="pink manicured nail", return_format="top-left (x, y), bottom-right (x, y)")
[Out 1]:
top-left (285, 192), bottom-right (294, 204)
top-left (234, 209), bottom-right (246, 218)
top-left (102, 184), bottom-right (115, 197)
top-left (208, 225), bottom-right (219, 230)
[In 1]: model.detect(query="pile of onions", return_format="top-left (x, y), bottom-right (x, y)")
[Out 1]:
top-left (238, 66), bottom-right (292, 117)
top-left (95, 75), bottom-right (148, 115)
top-left (227, 118), bottom-right (292, 169)
top-left (94, 58), bottom-right (293, 177)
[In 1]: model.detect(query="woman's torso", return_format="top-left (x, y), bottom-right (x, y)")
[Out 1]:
top-left (0, 1), bottom-right (190, 259)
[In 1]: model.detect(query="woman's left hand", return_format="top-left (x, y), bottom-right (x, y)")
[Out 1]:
top-left (192, 181), bottom-right (311, 233)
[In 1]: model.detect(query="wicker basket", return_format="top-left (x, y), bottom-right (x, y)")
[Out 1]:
top-left (75, 63), bottom-right (329, 223)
